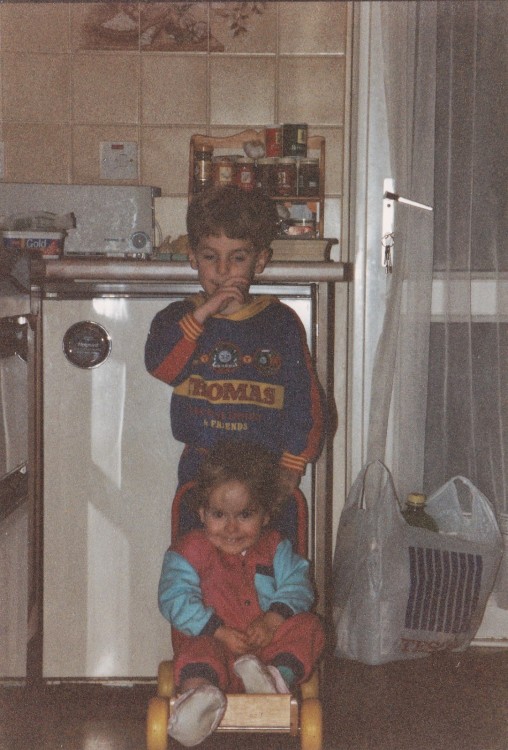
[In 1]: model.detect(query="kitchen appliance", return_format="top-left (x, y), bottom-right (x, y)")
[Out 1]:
top-left (34, 265), bottom-right (328, 680)
top-left (0, 184), bottom-right (160, 257)
top-left (0, 277), bottom-right (30, 679)
top-left (41, 295), bottom-right (179, 679)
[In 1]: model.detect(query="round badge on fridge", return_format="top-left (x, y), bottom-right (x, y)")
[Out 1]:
top-left (63, 321), bottom-right (111, 369)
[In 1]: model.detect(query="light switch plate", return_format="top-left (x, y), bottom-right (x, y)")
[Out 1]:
top-left (100, 141), bottom-right (138, 180)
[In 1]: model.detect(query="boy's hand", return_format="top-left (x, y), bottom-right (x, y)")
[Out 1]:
top-left (193, 277), bottom-right (250, 323)
top-left (279, 467), bottom-right (301, 498)
top-left (246, 612), bottom-right (284, 651)
top-left (214, 625), bottom-right (250, 656)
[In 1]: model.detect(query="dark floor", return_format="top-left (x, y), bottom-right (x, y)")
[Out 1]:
top-left (1, 648), bottom-right (507, 750)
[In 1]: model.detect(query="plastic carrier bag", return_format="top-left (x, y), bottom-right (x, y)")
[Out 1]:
top-left (332, 461), bottom-right (503, 665)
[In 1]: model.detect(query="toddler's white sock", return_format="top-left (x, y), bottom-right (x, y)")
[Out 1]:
top-left (233, 654), bottom-right (290, 694)
top-left (168, 684), bottom-right (226, 747)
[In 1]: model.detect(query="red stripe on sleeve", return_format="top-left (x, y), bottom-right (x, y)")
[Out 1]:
top-left (152, 337), bottom-right (198, 384)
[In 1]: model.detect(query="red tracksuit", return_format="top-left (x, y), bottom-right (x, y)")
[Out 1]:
top-left (159, 528), bottom-right (325, 691)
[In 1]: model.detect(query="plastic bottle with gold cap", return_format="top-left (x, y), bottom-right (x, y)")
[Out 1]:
top-left (402, 492), bottom-right (439, 532)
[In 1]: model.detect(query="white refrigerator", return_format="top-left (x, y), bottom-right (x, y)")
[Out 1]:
top-left (41, 290), bottom-right (314, 680)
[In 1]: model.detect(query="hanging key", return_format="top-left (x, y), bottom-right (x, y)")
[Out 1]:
top-left (382, 232), bottom-right (394, 274)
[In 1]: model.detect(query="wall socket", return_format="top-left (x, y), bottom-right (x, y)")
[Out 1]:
top-left (100, 141), bottom-right (138, 180)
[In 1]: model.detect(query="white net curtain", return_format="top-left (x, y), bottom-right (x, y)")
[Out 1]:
top-left (358, 1), bottom-right (508, 601)
top-left (424, 2), bottom-right (508, 509)
top-left (425, 0), bottom-right (508, 601)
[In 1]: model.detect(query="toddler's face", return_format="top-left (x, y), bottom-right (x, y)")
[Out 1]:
top-left (189, 233), bottom-right (270, 303)
top-left (199, 479), bottom-right (269, 556)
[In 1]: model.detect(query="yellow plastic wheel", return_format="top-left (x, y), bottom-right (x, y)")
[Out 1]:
top-left (300, 697), bottom-right (323, 750)
top-left (157, 660), bottom-right (175, 698)
top-left (300, 670), bottom-right (320, 700)
top-left (146, 696), bottom-right (169, 750)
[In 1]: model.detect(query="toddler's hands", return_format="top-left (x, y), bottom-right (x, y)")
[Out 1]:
top-left (246, 612), bottom-right (284, 651)
top-left (214, 625), bottom-right (250, 656)
top-left (246, 618), bottom-right (272, 650)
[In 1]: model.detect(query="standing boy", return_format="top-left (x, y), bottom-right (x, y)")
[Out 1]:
top-left (145, 185), bottom-right (325, 495)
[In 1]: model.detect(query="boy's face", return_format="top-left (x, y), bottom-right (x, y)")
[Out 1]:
top-left (188, 233), bottom-right (270, 306)
top-left (199, 479), bottom-right (269, 556)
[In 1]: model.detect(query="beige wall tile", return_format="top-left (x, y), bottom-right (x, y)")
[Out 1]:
top-left (73, 125), bottom-right (139, 184)
top-left (210, 57), bottom-right (275, 125)
top-left (3, 123), bottom-right (71, 183)
top-left (1, 3), bottom-right (70, 53)
top-left (72, 54), bottom-right (139, 124)
top-left (71, 3), bottom-right (139, 52)
top-left (210, 2), bottom-right (277, 53)
top-left (141, 126), bottom-right (197, 196)
top-left (2, 54), bottom-right (70, 124)
top-left (141, 56), bottom-right (207, 125)
top-left (154, 195), bottom-right (189, 243)
top-left (279, 57), bottom-right (345, 125)
top-left (279, 2), bottom-right (348, 55)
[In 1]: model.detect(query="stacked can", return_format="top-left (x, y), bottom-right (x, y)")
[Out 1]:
top-left (212, 156), bottom-right (235, 187)
top-left (264, 125), bottom-right (282, 158)
top-left (275, 158), bottom-right (297, 196)
top-left (282, 124), bottom-right (308, 158)
top-left (193, 145), bottom-right (213, 193)
top-left (200, 124), bottom-right (318, 200)
top-left (256, 158), bottom-right (278, 195)
top-left (235, 157), bottom-right (256, 191)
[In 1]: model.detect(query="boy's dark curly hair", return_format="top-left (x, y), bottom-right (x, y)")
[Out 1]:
top-left (187, 185), bottom-right (279, 253)
top-left (191, 440), bottom-right (282, 519)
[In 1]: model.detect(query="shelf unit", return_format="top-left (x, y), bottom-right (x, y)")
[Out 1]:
top-left (188, 129), bottom-right (326, 239)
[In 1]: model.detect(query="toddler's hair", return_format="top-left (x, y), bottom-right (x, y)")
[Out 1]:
top-left (187, 185), bottom-right (279, 253)
top-left (192, 440), bottom-right (281, 518)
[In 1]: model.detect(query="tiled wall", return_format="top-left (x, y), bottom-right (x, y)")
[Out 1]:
top-left (0, 1), bottom-right (349, 241)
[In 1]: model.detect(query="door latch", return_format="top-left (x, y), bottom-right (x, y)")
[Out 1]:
top-left (382, 178), bottom-right (433, 273)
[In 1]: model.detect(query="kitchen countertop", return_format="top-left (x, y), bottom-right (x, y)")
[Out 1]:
top-left (31, 257), bottom-right (351, 285)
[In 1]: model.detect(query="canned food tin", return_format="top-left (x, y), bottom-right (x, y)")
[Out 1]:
top-left (275, 158), bottom-right (297, 196)
top-left (256, 157), bottom-right (278, 195)
top-left (193, 145), bottom-right (213, 193)
top-left (298, 158), bottom-right (320, 196)
top-left (212, 156), bottom-right (235, 187)
top-left (235, 157), bottom-right (256, 191)
top-left (264, 125), bottom-right (282, 158)
top-left (282, 124), bottom-right (308, 157)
